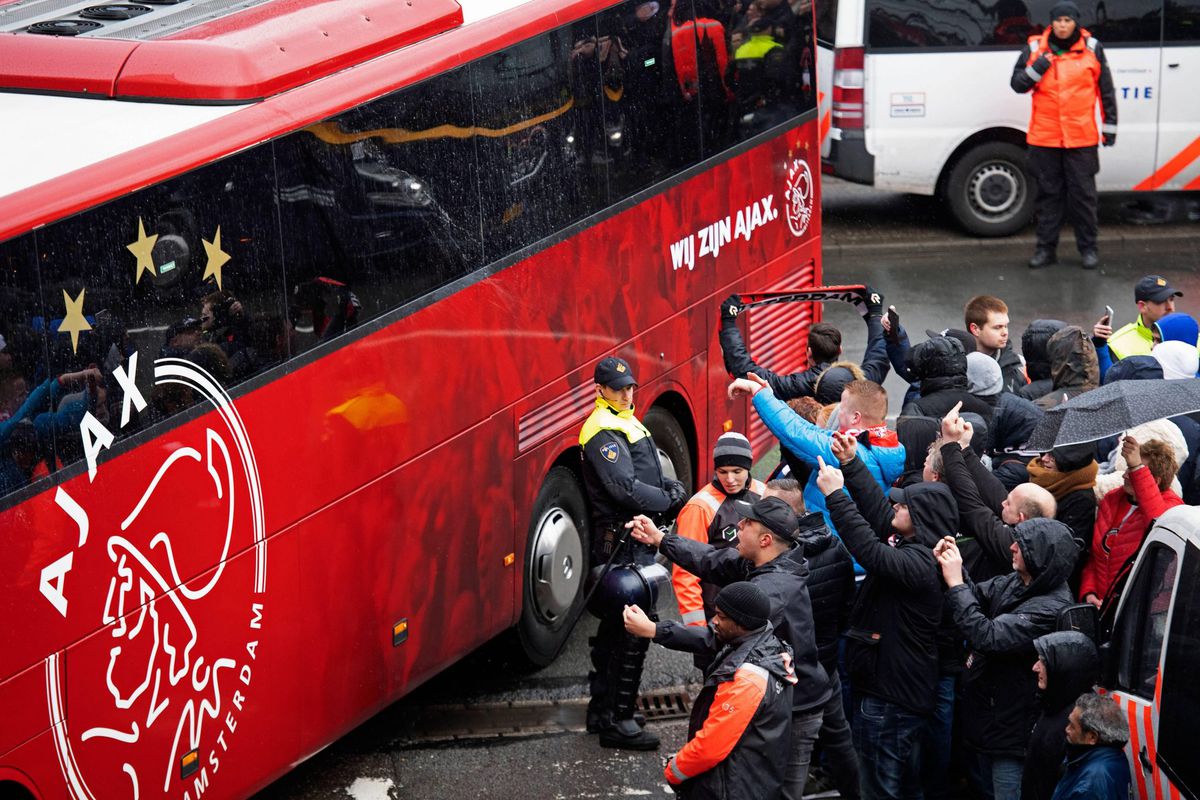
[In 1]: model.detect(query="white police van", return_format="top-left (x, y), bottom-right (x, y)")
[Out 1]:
top-left (1102, 504), bottom-right (1200, 799)
top-left (817, 0), bottom-right (1200, 235)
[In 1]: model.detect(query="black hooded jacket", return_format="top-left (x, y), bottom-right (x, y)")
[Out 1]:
top-left (901, 337), bottom-right (995, 421)
top-left (946, 518), bottom-right (1077, 757)
top-left (939, 441), bottom-right (1018, 582)
top-left (825, 457), bottom-right (956, 714)
top-left (1021, 632), bottom-right (1101, 800)
top-left (791, 514), bottom-right (856, 676)
top-left (1018, 319), bottom-right (1068, 401)
top-left (658, 532), bottom-right (831, 712)
top-left (1035, 326), bottom-right (1100, 409)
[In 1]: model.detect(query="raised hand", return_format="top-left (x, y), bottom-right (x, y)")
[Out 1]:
top-left (728, 371), bottom-right (768, 400)
top-left (831, 431), bottom-right (858, 465)
top-left (815, 455), bottom-right (845, 495)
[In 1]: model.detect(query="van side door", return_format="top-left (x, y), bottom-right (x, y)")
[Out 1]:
top-left (1147, 0), bottom-right (1200, 189)
top-left (1107, 535), bottom-right (1182, 800)
top-left (1088, 0), bottom-right (1163, 191)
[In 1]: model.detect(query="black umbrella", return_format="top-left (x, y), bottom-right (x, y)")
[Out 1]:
top-left (1024, 378), bottom-right (1200, 451)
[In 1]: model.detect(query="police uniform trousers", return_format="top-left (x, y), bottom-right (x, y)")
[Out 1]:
top-left (1028, 144), bottom-right (1100, 253)
top-left (588, 530), bottom-right (658, 726)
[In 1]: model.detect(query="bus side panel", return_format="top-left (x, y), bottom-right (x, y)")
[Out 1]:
top-left (291, 412), bottom-right (515, 757)
top-left (45, 536), bottom-right (303, 800)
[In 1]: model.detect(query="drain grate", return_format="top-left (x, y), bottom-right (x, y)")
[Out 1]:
top-left (636, 689), bottom-right (691, 721)
top-left (393, 686), bottom-right (694, 747)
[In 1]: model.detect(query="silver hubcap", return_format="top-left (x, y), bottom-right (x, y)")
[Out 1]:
top-left (969, 162), bottom-right (1022, 218)
top-left (530, 506), bottom-right (584, 624)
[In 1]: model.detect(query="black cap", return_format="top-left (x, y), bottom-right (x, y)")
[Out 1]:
top-left (714, 581), bottom-right (771, 631)
top-left (1135, 275), bottom-right (1183, 304)
top-left (734, 496), bottom-right (800, 542)
top-left (888, 485), bottom-right (919, 505)
top-left (594, 356), bottom-right (637, 389)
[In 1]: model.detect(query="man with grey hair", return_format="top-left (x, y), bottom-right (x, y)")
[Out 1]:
top-left (1051, 692), bottom-right (1131, 800)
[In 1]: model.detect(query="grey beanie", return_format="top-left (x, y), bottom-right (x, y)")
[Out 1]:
top-left (965, 351), bottom-right (1004, 397)
top-left (1050, 0), bottom-right (1080, 21)
top-left (715, 581), bottom-right (771, 631)
top-left (714, 431), bottom-right (753, 469)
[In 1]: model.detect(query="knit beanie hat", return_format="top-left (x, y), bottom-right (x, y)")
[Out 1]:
top-left (1050, 0), bottom-right (1080, 21)
top-left (713, 431), bottom-right (753, 469)
top-left (1049, 442), bottom-right (1096, 472)
top-left (714, 581), bottom-right (770, 631)
top-left (1153, 340), bottom-right (1199, 380)
top-left (965, 351), bottom-right (1004, 397)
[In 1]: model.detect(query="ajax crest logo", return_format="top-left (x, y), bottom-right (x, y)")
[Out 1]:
top-left (784, 157), bottom-right (815, 238)
top-left (39, 356), bottom-right (266, 800)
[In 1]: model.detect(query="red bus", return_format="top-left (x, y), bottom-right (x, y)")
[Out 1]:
top-left (0, 0), bottom-right (822, 795)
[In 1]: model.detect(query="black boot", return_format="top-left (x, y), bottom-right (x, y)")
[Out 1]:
top-left (599, 718), bottom-right (660, 750)
top-left (1081, 250), bottom-right (1100, 270)
top-left (1028, 248), bottom-right (1057, 269)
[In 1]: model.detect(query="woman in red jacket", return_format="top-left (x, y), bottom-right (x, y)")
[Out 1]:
top-left (1080, 436), bottom-right (1182, 607)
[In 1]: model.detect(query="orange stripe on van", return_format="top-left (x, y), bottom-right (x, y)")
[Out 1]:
top-left (1170, 782), bottom-right (1182, 800)
top-left (819, 91), bottom-right (831, 144)
top-left (1127, 698), bottom-right (1148, 800)
top-left (1134, 135), bottom-right (1200, 191)
top-left (1184, 173), bottom-right (1200, 191)
top-left (1145, 704), bottom-right (1161, 799)
top-left (1155, 669), bottom-right (1162, 706)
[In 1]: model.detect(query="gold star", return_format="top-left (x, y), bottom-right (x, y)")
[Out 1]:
top-left (202, 226), bottom-right (231, 290)
top-left (60, 288), bottom-right (92, 354)
top-left (126, 217), bottom-right (158, 284)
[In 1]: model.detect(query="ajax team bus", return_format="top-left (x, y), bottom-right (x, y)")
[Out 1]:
top-left (0, 0), bottom-right (823, 795)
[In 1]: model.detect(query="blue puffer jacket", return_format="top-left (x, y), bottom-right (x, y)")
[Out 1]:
top-left (752, 389), bottom-right (906, 569)
top-left (1051, 744), bottom-right (1131, 800)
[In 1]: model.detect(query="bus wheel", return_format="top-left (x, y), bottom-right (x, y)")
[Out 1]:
top-left (944, 142), bottom-right (1035, 237)
top-left (514, 465), bottom-right (590, 668)
top-left (644, 407), bottom-right (694, 492)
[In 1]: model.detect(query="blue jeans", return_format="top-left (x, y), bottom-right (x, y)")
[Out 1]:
top-left (852, 695), bottom-right (926, 800)
top-left (783, 708), bottom-right (825, 800)
top-left (965, 752), bottom-right (1024, 800)
top-left (902, 674), bottom-right (956, 800)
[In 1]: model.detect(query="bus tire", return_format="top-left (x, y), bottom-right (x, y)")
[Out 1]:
top-left (644, 406), bottom-right (694, 492)
top-left (513, 465), bottom-right (590, 669)
top-left (944, 141), bottom-right (1035, 237)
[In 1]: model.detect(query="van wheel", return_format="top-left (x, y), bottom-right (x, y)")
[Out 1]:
top-left (944, 142), bottom-right (1035, 237)
top-left (644, 407), bottom-right (694, 492)
top-left (512, 466), bottom-right (590, 669)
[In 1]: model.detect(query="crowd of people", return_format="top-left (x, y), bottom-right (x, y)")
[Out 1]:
top-left (579, 273), bottom-right (1200, 799)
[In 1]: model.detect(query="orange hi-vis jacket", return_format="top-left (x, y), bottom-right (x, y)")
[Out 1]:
top-left (1022, 28), bottom-right (1115, 148)
top-left (673, 479), bottom-right (766, 626)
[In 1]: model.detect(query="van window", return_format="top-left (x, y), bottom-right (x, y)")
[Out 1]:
top-left (1157, 545), bottom-right (1200, 797)
top-left (816, 0), bottom-right (837, 44)
top-left (1165, 0), bottom-right (1200, 41)
top-left (864, 0), bottom-right (1162, 49)
top-left (1111, 543), bottom-right (1177, 699)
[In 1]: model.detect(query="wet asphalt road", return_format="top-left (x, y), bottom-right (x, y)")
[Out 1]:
top-left (254, 179), bottom-right (1199, 800)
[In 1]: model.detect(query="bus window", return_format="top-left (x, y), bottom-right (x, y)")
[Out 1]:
top-left (1112, 543), bottom-right (1178, 699)
top-left (726, 0), bottom-right (818, 144)
top-left (276, 66), bottom-right (484, 352)
top-left (31, 144), bottom-right (288, 463)
top-left (0, 234), bottom-right (50, 502)
top-left (1165, 0), bottom-right (1200, 40)
top-left (1156, 545), bottom-right (1200, 796)
top-left (597, 0), bottom-right (705, 199)
top-left (472, 26), bottom-right (607, 261)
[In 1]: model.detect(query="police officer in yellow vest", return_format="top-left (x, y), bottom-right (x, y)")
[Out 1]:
top-left (1102, 275), bottom-right (1183, 360)
top-left (580, 356), bottom-right (688, 750)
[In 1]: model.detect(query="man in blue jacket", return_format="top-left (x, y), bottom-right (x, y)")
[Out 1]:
top-left (729, 373), bottom-right (905, 542)
top-left (1052, 691), bottom-right (1131, 800)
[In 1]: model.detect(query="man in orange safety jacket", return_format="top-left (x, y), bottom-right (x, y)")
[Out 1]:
top-left (1011, 0), bottom-right (1117, 271)
top-left (672, 432), bottom-right (765, 643)
top-left (625, 581), bottom-right (796, 799)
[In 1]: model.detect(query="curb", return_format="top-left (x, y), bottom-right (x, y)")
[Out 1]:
top-left (824, 226), bottom-right (1200, 257)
